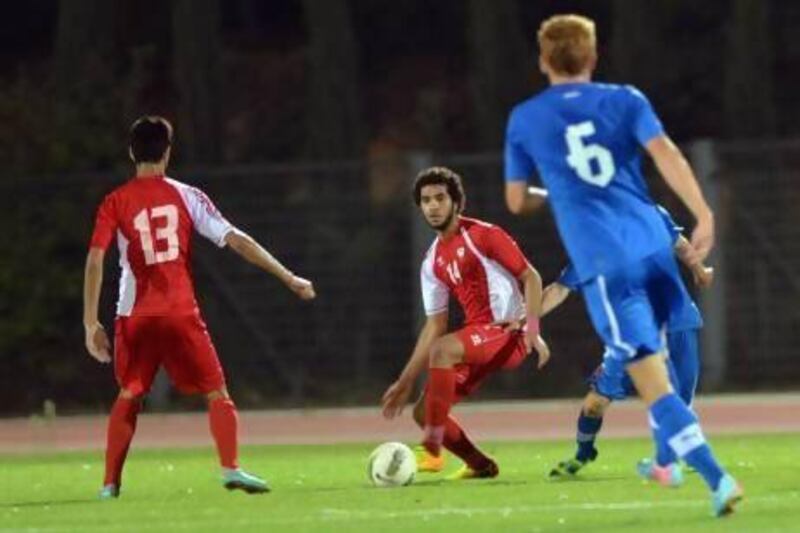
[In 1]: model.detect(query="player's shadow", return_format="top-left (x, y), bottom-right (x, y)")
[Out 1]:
top-left (0, 498), bottom-right (97, 508)
top-left (398, 479), bottom-right (530, 488)
top-left (547, 475), bottom-right (628, 483)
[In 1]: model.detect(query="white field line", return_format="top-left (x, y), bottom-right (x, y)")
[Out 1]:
top-left (2, 493), bottom-right (797, 532)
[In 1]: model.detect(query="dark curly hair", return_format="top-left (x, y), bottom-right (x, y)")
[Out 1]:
top-left (412, 166), bottom-right (466, 212)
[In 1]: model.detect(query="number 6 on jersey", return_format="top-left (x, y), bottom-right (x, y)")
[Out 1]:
top-left (133, 204), bottom-right (179, 265)
top-left (565, 121), bottom-right (616, 187)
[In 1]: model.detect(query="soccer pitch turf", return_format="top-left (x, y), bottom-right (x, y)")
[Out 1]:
top-left (1, 434), bottom-right (798, 532)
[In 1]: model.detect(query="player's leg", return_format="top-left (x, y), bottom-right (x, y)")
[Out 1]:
top-left (101, 388), bottom-right (144, 499)
top-left (636, 356), bottom-right (685, 487)
top-left (413, 392), bottom-right (496, 476)
top-left (636, 256), bottom-right (740, 510)
top-left (422, 323), bottom-right (521, 458)
top-left (648, 357), bottom-right (681, 465)
top-left (573, 390), bottom-right (608, 458)
top-left (205, 387), bottom-right (269, 493)
top-left (549, 389), bottom-right (610, 478)
top-left (206, 387), bottom-right (238, 471)
top-left (100, 317), bottom-right (157, 499)
top-left (584, 262), bottom-right (740, 515)
top-left (441, 327), bottom-right (526, 479)
top-left (165, 314), bottom-right (268, 493)
top-left (626, 356), bottom-right (734, 499)
top-left (577, 390), bottom-right (610, 460)
top-left (421, 332), bottom-right (467, 456)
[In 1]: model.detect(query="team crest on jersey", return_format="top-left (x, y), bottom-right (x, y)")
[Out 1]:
top-left (470, 334), bottom-right (482, 346)
top-left (457, 247), bottom-right (465, 259)
top-left (436, 257), bottom-right (445, 266)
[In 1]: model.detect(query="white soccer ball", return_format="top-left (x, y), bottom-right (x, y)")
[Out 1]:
top-left (367, 442), bottom-right (417, 487)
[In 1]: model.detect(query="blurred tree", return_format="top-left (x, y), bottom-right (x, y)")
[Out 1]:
top-left (234, 0), bottom-right (262, 41)
top-left (302, 0), bottom-right (364, 159)
top-left (466, 0), bottom-right (531, 148)
top-left (52, 0), bottom-right (123, 171)
top-left (172, 0), bottom-right (223, 164)
top-left (724, 0), bottom-right (775, 138)
top-left (302, 0), bottom-right (378, 394)
top-left (609, 0), bottom-right (651, 86)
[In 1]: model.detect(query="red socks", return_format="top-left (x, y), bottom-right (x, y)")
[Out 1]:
top-left (104, 395), bottom-right (240, 486)
top-left (443, 416), bottom-right (492, 471)
top-left (104, 397), bottom-right (141, 486)
top-left (423, 367), bottom-right (456, 455)
top-left (208, 397), bottom-right (239, 469)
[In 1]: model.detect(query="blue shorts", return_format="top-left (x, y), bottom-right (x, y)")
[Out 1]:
top-left (581, 248), bottom-right (691, 363)
top-left (589, 329), bottom-right (700, 402)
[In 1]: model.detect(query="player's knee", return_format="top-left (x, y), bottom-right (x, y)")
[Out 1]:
top-left (118, 389), bottom-right (142, 402)
top-left (429, 340), bottom-right (455, 368)
top-left (206, 388), bottom-right (230, 402)
top-left (583, 395), bottom-right (609, 418)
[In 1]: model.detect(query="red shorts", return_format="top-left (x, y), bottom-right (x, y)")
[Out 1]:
top-left (446, 323), bottom-right (528, 402)
top-left (114, 314), bottom-right (226, 396)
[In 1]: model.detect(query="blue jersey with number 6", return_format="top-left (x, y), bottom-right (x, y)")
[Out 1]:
top-left (505, 82), bottom-right (671, 283)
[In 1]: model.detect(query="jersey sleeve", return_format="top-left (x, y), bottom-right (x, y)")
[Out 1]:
top-left (481, 225), bottom-right (529, 277)
top-left (420, 254), bottom-right (449, 316)
top-left (626, 86), bottom-right (665, 146)
top-left (504, 106), bottom-right (536, 182)
top-left (181, 186), bottom-right (235, 247)
top-left (89, 194), bottom-right (117, 250)
top-left (557, 263), bottom-right (580, 290)
top-left (655, 204), bottom-right (683, 244)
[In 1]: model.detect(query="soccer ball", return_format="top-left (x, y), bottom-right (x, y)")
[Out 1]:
top-left (367, 442), bottom-right (417, 487)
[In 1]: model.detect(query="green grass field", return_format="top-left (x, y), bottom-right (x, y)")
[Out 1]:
top-left (1, 433), bottom-right (798, 532)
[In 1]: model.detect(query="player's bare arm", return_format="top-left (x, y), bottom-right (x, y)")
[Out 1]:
top-left (381, 312), bottom-right (448, 419)
top-left (645, 135), bottom-right (715, 263)
top-left (541, 282), bottom-right (571, 317)
top-left (225, 230), bottom-right (315, 300)
top-left (83, 247), bottom-right (111, 363)
top-left (518, 265), bottom-right (551, 368)
top-left (673, 235), bottom-right (715, 289)
top-left (505, 182), bottom-right (549, 216)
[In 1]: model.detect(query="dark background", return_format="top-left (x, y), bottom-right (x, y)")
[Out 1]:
top-left (1, 1), bottom-right (797, 416)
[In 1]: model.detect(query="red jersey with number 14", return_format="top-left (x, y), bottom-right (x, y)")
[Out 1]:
top-left (89, 175), bottom-right (233, 317)
top-left (420, 217), bottom-right (529, 325)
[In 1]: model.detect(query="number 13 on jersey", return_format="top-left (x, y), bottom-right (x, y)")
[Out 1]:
top-left (565, 121), bottom-right (616, 187)
top-left (133, 204), bottom-right (179, 265)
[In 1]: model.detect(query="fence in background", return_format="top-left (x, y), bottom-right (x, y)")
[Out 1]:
top-left (1, 139), bottom-right (798, 415)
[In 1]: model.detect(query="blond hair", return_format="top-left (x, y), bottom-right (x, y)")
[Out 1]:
top-left (537, 14), bottom-right (597, 76)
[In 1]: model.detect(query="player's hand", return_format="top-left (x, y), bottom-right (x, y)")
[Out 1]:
top-left (84, 322), bottom-right (111, 363)
top-left (494, 318), bottom-right (524, 333)
top-left (381, 379), bottom-right (412, 419)
top-left (528, 333), bottom-right (551, 369)
top-left (692, 265), bottom-right (714, 289)
top-left (288, 275), bottom-right (316, 300)
top-left (690, 213), bottom-right (715, 264)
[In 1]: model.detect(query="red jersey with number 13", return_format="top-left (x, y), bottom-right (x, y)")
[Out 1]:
top-left (89, 175), bottom-right (233, 317)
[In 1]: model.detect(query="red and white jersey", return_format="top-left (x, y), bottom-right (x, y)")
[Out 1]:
top-left (89, 175), bottom-right (234, 317)
top-left (420, 217), bottom-right (529, 325)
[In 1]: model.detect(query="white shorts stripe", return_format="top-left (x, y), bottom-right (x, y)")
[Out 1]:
top-left (597, 276), bottom-right (636, 357)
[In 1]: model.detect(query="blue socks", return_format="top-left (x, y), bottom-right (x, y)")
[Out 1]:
top-left (576, 413), bottom-right (603, 462)
top-left (648, 412), bottom-right (677, 466)
top-left (650, 393), bottom-right (725, 490)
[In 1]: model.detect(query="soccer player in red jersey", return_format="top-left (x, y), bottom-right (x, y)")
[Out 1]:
top-left (381, 167), bottom-right (550, 479)
top-left (83, 116), bottom-right (315, 498)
